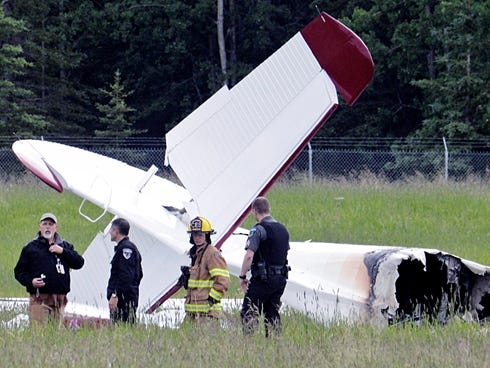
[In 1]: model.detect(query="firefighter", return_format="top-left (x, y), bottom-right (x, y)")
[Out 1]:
top-left (180, 216), bottom-right (230, 323)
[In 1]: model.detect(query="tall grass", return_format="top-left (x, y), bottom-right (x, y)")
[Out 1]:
top-left (1, 175), bottom-right (489, 367)
top-left (1, 313), bottom-right (488, 367)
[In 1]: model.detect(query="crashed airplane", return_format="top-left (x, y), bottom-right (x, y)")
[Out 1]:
top-left (11, 11), bottom-right (489, 327)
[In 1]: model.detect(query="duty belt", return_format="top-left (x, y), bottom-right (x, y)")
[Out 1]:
top-left (267, 265), bottom-right (286, 275)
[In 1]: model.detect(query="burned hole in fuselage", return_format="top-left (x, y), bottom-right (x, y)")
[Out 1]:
top-left (394, 252), bottom-right (489, 323)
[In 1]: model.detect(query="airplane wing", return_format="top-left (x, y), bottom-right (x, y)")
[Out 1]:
top-left (164, 12), bottom-right (374, 247)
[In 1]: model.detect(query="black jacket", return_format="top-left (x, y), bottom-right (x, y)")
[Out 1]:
top-left (106, 237), bottom-right (143, 302)
top-left (14, 233), bottom-right (85, 295)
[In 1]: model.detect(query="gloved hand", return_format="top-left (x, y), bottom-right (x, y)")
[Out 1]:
top-left (208, 295), bottom-right (219, 306)
top-left (178, 266), bottom-right (190, 289)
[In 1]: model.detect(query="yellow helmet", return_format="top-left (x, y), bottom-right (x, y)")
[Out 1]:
top-left (187, 216), bottom-right (215, 234)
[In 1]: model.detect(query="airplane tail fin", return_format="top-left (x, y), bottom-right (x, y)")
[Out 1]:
top-left (301, 12), bottom-right (374, 105)
top-left (165, 11), bottom-right (374, 252)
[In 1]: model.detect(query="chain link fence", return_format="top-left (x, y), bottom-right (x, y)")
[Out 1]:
top-left (1, 136), bottom-right (489, 182)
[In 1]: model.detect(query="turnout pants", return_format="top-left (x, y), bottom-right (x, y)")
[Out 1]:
top-left (184, 311), bottom-right (222, 327)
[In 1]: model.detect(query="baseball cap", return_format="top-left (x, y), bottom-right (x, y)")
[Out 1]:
top-left (40, 213), bottom-right (58, 224)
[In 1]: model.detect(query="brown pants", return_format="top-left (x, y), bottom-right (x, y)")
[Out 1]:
top-left (29, 294), bottom-right (68, 326)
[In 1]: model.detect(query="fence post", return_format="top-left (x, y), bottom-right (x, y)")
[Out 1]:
top-left (308, 142), bottom-right (313, 184)
top-left (443, 137), bottom-right (448, 181)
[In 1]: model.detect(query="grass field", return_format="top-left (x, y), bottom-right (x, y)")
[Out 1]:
top-left (1, 175), bottom-right (489, 367)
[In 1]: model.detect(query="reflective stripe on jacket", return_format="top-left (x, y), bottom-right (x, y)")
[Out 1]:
top-left (185, 243), bottom-right (229, 314)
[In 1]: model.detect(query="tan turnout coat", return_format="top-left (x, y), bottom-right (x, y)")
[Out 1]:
top-left (185, 243), bottom-right (230, 316)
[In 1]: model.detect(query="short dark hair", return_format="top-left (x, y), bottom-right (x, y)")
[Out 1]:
top-left (252, 196), bottom-right (270, 215)
top-left (111, 218), bottom-right (130, 236)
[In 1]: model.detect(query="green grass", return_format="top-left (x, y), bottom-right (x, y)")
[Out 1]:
top-left (1, 175), bottom-right (489, 367)
top-left (0, 312), bottom-right (488, 367)
top-left (264, 177), bottom-right (490, 264)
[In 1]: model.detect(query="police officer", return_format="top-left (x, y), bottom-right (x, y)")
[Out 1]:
top-left (239, 197), bottom-right (290, 336)
top-left (14, 212), bottom-right (85, 326)
top-left (181, 216), bottom-right (230, 323)
top-left (107, 218), bottom-right (143, 324)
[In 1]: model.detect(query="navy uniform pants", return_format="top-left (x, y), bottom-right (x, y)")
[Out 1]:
top-left (240, 275), bottom-right (287, 336)
top-left (111, 295), bottom-right (138, 324)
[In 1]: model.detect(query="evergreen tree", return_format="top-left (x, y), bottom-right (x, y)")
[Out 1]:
top-left (413, 0), bottom-right (490, 139)
top-left (321, 0), bottom-right (428, 138)
top-left (1, 0), bottom-right (487, 140)
top-left (8, 0), bottom-right (97, 135)
top-left (0, 6), bottom-right (48, 135)
top-left (95, 69), bottom-right (145, 137)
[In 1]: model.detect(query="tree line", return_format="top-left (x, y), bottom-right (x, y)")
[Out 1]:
top-left (1, 0), bottom-right (488, 142)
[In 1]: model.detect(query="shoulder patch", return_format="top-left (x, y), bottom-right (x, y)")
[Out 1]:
top-left (122, 248), bottom-right (133, 260)
top-left (248, 227), bottom-right (257, 238)
top-left (212, 251), bottom-right (223, 258)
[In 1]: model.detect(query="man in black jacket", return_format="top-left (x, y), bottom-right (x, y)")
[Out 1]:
top-left (239, 197), bottom-right (290, 337)
top-left (14, 213), bottom-right (85, 326)
top-left (107, 218), bottom-right (143, 324)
